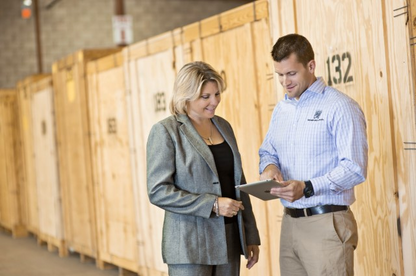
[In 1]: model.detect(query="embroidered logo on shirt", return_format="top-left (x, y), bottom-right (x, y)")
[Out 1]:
top-left (308, 110), bottom-right (324, 121)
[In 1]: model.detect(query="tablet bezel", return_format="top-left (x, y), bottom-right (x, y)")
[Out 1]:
top-left (235, 179), bottom-right (283, 201)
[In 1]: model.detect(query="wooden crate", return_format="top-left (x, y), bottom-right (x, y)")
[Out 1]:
top-left (52, 48), bottom-right (119, 259)
top-left (0, 89), bottom-right (27, 238)
top-left (86, 51), bottom-right (139, 272)
top-left (16, 75), bottom-right (46, 236)
top-left (123, 31), bottom-right (177, 276)
top-left (268, 0), bottom-right (416, 275)
top-left (17, 74), bottom-right (66, 255)
top-left (31, 75), bottom-right (66, 256)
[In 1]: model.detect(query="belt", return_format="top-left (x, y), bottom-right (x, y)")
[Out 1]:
top-left (284, 205), bottom-right (348, 218)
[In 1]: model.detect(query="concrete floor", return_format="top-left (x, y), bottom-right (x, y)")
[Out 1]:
top-left (0, 231), bottom-right (121, 276)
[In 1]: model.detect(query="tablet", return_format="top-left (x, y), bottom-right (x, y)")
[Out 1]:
top-left (235, 179), bottom-right (283, 201)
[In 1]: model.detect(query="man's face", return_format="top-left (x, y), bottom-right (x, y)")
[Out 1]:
top-left (274, 53), bottom-right (316, 100)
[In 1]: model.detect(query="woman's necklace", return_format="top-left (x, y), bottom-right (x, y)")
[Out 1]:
top-left (200, 123), bottom-right (213, 145)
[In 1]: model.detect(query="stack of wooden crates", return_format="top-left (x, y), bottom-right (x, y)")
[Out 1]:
top-left (1, 0), bottom-right (416, 275)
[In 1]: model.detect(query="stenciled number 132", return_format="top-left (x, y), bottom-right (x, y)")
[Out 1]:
top-left (326, 52), bottom-right (353, 86)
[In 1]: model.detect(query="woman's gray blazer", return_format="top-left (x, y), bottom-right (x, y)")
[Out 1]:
top-left (147, 114), bottom-right (260, 265)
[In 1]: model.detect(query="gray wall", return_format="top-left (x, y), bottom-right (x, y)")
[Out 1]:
top-left (0, 0), bottom-right (252, 88)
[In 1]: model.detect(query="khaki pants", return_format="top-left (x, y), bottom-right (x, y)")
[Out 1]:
top-left (280, 208), bottom-right (358, 276)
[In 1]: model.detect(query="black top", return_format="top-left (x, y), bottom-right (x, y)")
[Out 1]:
top-left (209, 141), bottom-right (237, 224)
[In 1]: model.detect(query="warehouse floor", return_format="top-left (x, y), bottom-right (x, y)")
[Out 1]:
top-left (0, 231), bottom-right (120, 276)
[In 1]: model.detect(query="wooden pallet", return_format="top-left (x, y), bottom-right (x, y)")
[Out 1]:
top-left (0, 223), bottom-right (27, 238)
top-left (36, 232), bottom-right (67, 257)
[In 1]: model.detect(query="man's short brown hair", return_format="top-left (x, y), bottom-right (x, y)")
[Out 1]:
top-left (271, 34), bottom-right (315, 67)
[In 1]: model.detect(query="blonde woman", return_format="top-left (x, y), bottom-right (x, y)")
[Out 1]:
top-left (147, 61), bottom-right (260, 276)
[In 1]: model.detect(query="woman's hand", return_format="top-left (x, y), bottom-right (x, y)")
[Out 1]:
top-left (217, 197), bottom-right (244, 217)
top-left (246, 245), bottom-right (259, 269)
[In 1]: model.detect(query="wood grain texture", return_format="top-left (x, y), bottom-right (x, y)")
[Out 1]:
top-left (1, 1), bottom-right (410, 275)
top-left (86, 53), bottom-right (139, 272)
top-left (30, 76), bottom-right (65, 251)
top-left (16, 76), bottom-right (43, 235)
top-left (0, 90), bottom-right (27, 237)
top-left (270, 0), bottom-right (407, 274)
top-left (201, 23), bottom-right (272, 276)
top-left (124, 48), bottom-right (176, 275)
top-left (387, 0), bottom-right (416, 275)
top-left (52, 49), bottom-right (118, 257)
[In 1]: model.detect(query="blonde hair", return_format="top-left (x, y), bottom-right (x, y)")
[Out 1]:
top-left (170, 61), bottom-right (225, 115)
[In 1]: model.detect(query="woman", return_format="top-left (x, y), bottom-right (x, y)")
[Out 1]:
top-left (147, 61), bottom-right (260, 276)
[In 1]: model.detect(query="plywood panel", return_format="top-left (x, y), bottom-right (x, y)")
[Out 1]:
top-left (16, 76), bottom-right (46, 235)
top-left (268, 0), bottom-right (296, 43)
top-left (0, 90), bottom-right (27, 237)
top-left (86, 53), bottom-right (138, 272)
top-left (124, 58), bottom-right (150, 276)
top-left (124, 47), bottom-right (175, 275)
top-left (201, 23), bottom-right (271, 276)
top-left (388, 0), bottom-right (416, 275)
top-left (31, 78), bottom-right (65, 253)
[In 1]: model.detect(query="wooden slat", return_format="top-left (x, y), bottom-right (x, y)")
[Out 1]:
top-left (33, 75), bottom-right (53, 92)
top-left (200, 15), bottom-right (221, 38)
top-left (172, 27), bottom-right (183, 46)
top-left (97, 51), bottom-right (123, 72)
top-left (86, 61), bottom-right (97, 75)
top-left (220, 2), bottom-right (255, 32)
top-left (147, 31), bottom-right (175, 55)
top-left (127, 41), bottom-right (148, 61)
top-left (254, 0), bottom-right (269, 20)
top-left (182, 22), bottom-right (200, 43)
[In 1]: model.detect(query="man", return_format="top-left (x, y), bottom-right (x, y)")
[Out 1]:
top-left (259, 34), bottom-right (368, 276)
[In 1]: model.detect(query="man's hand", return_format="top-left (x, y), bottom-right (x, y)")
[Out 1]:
top-left (269, 180), bottom-right (306, 202)
top-left (246, 245), bottom-right (259, 269)
top-left (259, 164), bottom-right (283, 182)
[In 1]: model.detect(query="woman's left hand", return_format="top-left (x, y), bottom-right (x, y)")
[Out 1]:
top-left (246, 245), bottom-right (260, 269)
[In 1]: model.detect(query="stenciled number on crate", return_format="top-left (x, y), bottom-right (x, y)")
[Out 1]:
top-left (220, 70), bottom-right (227, 91)
top-left (66, 67), bottom-right (73, 82)
top-left (107, 118), bottom-right (117, 134)
top-left (326, 52), bottom-right (353, 86)
top-left (41, 120), bottom-right (47, 135)
top-left (154, 92), bottom-right (166, 112)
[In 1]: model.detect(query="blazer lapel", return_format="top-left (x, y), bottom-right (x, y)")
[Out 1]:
top-left (177, 114), bottom-right (219, 177)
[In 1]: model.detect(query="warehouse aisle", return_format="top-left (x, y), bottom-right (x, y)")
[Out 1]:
top-left (0, 231), bottom-right (119, 276)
